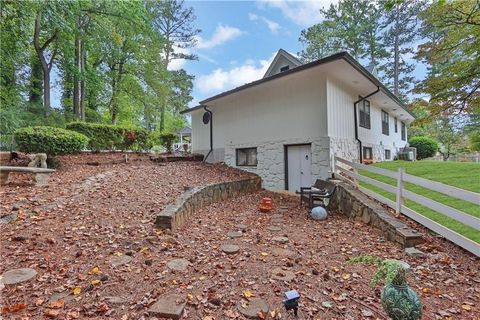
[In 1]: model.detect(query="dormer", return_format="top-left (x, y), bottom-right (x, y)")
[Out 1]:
top-left (263, 49), bottom-right (302, 78)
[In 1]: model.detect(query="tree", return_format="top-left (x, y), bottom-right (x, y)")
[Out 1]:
top-left (299, 0), bottom-right (382, 64)
top-left (146, 0), bottom-right (200, 131)
top-left (435, 118), bottom-right (461, 161)
top-left (416, 0), bottom-right (480, 117)
top-left (380, 0), bottom-right (425, 99)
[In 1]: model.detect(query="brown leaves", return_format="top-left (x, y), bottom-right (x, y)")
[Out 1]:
top-left (1, 303), bottom-right (27, 315)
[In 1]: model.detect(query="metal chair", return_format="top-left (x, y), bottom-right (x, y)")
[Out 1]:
top-left (300, 179), bottom-right (337, 210)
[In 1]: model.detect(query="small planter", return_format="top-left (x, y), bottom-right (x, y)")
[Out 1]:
top-left (350, 257), bottom-right (422, 320)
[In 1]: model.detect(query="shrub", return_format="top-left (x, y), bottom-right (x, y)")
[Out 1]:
top-left (159, 132), bottom-right (177, 153)
top-left (409, 136), bottom-right (438, 160)
top-left (66, 122), bottom-right (152, 151)
top-left (14, 126), bottom-right (88, 155)
top-left (67, 122), bottom-right (123, 151)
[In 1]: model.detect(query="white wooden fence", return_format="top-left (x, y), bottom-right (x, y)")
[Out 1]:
top-left (333, 156), bottom-right (480, 257)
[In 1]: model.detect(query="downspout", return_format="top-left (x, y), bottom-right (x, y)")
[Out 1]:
top-left (354, 86), bottom-right (380, 163)
top-left (203, 105), bottom-right (213, 162)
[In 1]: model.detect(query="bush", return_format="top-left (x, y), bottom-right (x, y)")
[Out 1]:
top-left (14, 126), bottom-right (88, 155)
top-left (159, 132), bottom-right (177, 153)
top-left (66, 122), bottom-right (123, 151)
top-left (409, 136), bottom-right (438, 160)
top-left (66, 122), bottom-right (152, 151)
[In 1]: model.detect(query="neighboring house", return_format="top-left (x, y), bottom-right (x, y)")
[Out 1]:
top-left (182, 50), bottom-right (414, 191)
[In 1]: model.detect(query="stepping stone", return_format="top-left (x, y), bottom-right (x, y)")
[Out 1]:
top-left (221, 244), bottom-right (240, 254)
top-left (270, 219), bottom-right (284, 225)
top-left (267, 226), bottom-right (282, 232)
top-left (271, 214), bottom-right (283, 219)
top-left (149, 294), bottom-right (186, 319)
top-left (272, 248), bottom-right (294, 257)
top-left (237, 298), bottom-right (269, 319)
top-left (167, 258), bottom-right (190, 272)
top-left (270, 267), bottom-right (295, 281)
top-left (49, 291), bottom-right (74, 303)
top-left (0, 213), bottom-right (17, 225)
top-left (0, 268), bottom-right (37, 285)
top-left (236, 224), bottom-right (247, 231)
top-left (105, 296), bottom-right (127, 304)
top-left (109, 255), bottom-right (132, 267)
top-left (228, 231), bottom-right (243, 239)
top-left (405, 247), bottom-right (425, 257)
top-left (272, 236), bottom-right (289, 244)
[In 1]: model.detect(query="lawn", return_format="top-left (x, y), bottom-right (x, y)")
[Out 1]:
top-left (358, 161), bottom-right (480, 243)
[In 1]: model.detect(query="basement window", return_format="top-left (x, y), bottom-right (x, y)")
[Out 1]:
top-left (385, 149), bottom-right (391, 160)
top-left (280, 65), bottom-right (290, 72)
top-left (236, 148), bottom-right (257, 166)
top-left (382, 110), bottom-right (389, 135)
top-left (363, 147), bottom-right (373, 160)
top-left (359, 100), bottom-right (371, 129)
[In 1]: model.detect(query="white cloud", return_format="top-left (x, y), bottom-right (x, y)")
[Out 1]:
top-left (248, 13), bottom-right (281, 34)
top-left (196, 24), bottom-right (245, 49)
top-left (196, 53), bottom-right (276, 94)
top-left (257, 0), bottom-right (339, 27)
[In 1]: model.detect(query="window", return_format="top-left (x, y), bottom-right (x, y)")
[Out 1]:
top-left (363, 147), bottom-right (373, 160)
top-left (280, 65), bottom-right (290, 72)
top-left (394, 117), bottom-right (398, 133)
top-left (385, 149), bottom-right (391, 160)
top-left (236, 148), bottom-right (257, 166)
top-left (401, 122), bottom-right (406, 141)
top-left (359, 100), bottom-right (371, 129)
top-left (382, 110), bottom-right (389, 135)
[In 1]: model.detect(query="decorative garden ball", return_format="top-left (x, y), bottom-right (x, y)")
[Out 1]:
top-left (310, 206), bottom-right (327, 220)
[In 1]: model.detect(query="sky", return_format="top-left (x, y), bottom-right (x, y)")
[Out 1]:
top-left (52, 0), bottom-right (427, 111)
top-left (174, 0), bottom-right (341, 107)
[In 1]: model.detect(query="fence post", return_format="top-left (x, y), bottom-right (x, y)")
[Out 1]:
top-left (352, 164), bottom-right (359, 189)
top-left (331, 155), bottom-right (336, 178)
top-left (396, 167), bottom-right (405, 215)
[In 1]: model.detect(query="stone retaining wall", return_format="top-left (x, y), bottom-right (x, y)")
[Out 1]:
top-left (155, 176), bottom-right (262, 230)
top-left (329, 181), bottom-right (423, 248)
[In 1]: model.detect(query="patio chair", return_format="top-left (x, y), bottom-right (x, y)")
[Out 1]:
top-left (300, 179), bottom-right (337, 210)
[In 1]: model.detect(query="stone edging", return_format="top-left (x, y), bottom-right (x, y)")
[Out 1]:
top-left (329, 181), bottom-right (423, 248)
top-left (155, 176), bottom-right (262, 230)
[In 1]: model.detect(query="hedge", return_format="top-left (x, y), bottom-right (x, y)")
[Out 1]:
top-left (66, 122), bottom-right (152, 151)
top-left (14, 126), bottom-right (88, 155)
top-left (409, 136), bottom-right (438, 160)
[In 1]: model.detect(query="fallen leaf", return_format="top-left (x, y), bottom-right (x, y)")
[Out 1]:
top-left (203, 316), bottom-right (214, 320)
top-left (72, 287), bottom-right (82, 295)
top-left (91, 279), bottom-right (101, 285)
top-left (1, 303), bottom-right (27, 315)
top-left (260, 252), bottom-right (269, 256)
top-left (45, 309), bottom-right (60, 318)
top-left (341, 273), bottom-right (351, 280)
top-left (243, 290), bottom-right (255, 298)
top-left (462, 304), bottom-right (472, 311)
top-left (47, 299), bottom-right (65, 309)
top-left (90, 266), bottom-right (101, 274)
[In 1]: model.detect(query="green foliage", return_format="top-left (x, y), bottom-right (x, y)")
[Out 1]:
top-left (66, 122), bottom-right (152, 151)
top-left (349, 256), bottom-right (407, 286)
top-left (66, 122), bottom-right (123, 151)
top-left (408, 136), bottom-right (438, 159)
top-left (14, 126), bottom-right (88, 155)
top-left (469, 131), bottom-right (480, 152)
top-left (159, 132), bottom-right (177, 153)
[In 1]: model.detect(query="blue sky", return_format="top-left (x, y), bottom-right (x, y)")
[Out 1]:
top-left (177, 0), bottom-right (340, 107)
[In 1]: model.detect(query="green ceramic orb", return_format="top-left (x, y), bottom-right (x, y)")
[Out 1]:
top-left (381, 283), bottom-right (422, 320)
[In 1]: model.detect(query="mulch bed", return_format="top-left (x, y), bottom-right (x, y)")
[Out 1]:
top-left (0, 153), bottom-right (478, 319)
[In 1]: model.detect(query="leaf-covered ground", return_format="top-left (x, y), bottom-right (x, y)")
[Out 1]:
top-left (0, 153), bottom-right (478, 319)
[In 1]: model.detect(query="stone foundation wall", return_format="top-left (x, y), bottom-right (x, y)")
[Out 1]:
top-left (329, 181), bottom-right (423, 248)
top-left (155, 176), bottom-right (262, 230)
top-left (224, 136), bottom-right (330, 190)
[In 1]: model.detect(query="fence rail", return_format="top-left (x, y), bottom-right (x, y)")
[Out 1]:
top-left (333, 156), bottom-right (480, 256)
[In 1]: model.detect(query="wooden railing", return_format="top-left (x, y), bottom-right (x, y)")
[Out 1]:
top-left (333, 156), bottom-right (480, 256)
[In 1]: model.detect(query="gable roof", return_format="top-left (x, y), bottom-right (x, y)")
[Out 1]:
top-left (182, 51), bottom-right (414, 119)
top-left (263, 49), bottom-right (302, 78)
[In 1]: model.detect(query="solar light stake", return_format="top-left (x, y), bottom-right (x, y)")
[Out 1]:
top-left (283, 290), bottom-right (300, 317)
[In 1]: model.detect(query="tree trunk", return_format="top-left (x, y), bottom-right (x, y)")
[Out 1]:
top-left (393, 7), bottom-right (400, 96)
top-left (73, 30), bottom-right (80, 117)
top-left (43, 71), bottom-right (50, 115)
top-left (29, 55), bottom-right (43, 106)
top-left (80, 40), bottom-right (86, 120)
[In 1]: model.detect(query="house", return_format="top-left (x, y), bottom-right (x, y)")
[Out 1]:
top-left (181, 50), bottom-right (415, 191)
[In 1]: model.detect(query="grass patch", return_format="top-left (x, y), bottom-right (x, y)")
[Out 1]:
top-left (358, 161), bottom-right (480, 243)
